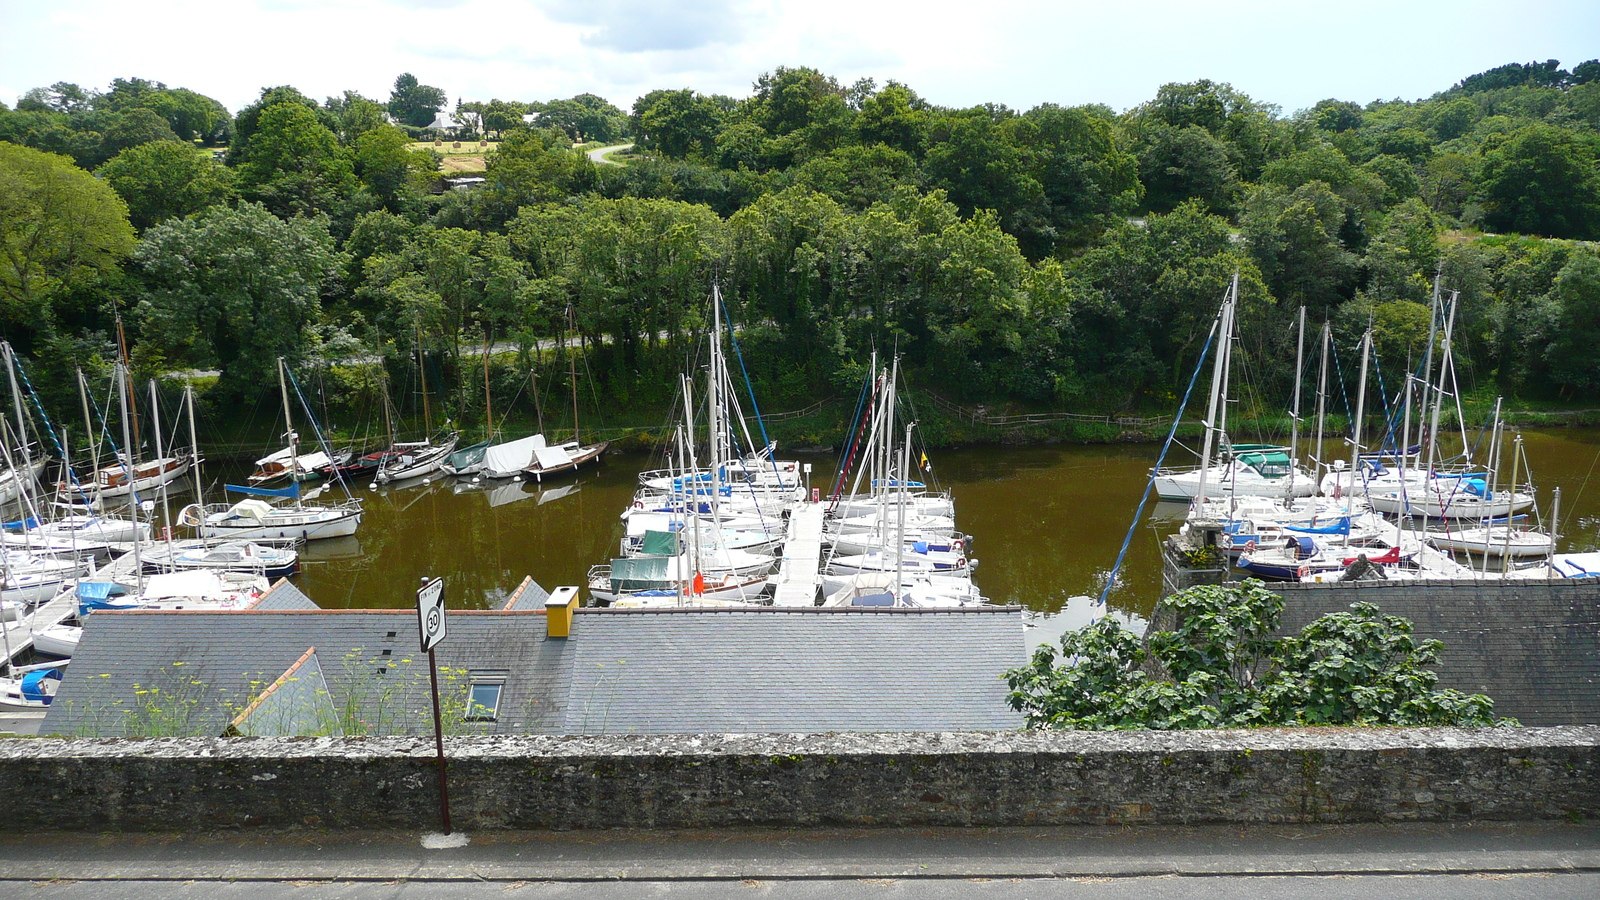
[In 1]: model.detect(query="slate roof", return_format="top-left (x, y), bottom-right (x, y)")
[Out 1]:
top-left (44, 610), bottom-right (573, 738)
top-left (249, 579), bottom-right (321, 611)
top-left (42, 604), bottom-right (1027, 737)
top-left (502, 577), bottom-right (550, 611)
top-left (1274, 579), bottom-right (1600, 726)
top-left (560, 607), bottom-right (1025, 734)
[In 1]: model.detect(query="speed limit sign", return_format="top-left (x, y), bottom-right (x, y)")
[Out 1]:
top-left (417, 577), bottom-right (446, 651)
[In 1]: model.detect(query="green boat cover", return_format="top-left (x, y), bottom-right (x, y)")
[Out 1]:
top-left (610, 555), bottom-right (674, 592)
top-left (639, 530), bottom-right (680, 556)
top-left (1237, 449), bottom-right (1292, 477)
top-left (447, 439), bottom-right (492, 470)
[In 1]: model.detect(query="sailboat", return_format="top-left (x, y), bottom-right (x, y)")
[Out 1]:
top-left (179, 359), bottom-right (362, 541)
top-left (522, 312), bottom-right (608, 482)
top-left (1151, 277), bottom-right (1316, 502)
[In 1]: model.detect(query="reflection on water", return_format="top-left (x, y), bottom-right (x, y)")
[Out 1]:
top-left (16, 427), bottom-right (1600, 650)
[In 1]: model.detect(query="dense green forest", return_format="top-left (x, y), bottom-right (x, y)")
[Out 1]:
top-left (3, 61), bottom-right (1600, 450)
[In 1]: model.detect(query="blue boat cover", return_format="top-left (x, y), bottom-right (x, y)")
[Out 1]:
top-left (912, 541), bottom-right (929, 554)
top-left (1294, 536), bottom-right (1316, 559)
top-left (2, 516), bottom-right (40, 530)
top-left (77, 581), bottom-right (130, 602)
top-left (20, 669), bottom-right (61, 703)
top-left (226, 482), bottom-right (300, 498)
top-left (852, 592), bottom-right (896, 606)
top-left (1286, 517), bottom-right (1352, 535)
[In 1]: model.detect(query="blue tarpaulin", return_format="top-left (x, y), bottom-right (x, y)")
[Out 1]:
top-left (225, 482), bottom-right (300, 498)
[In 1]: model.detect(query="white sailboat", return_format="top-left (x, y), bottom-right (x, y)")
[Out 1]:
top-left (179, 359), bottom-right (362, 542)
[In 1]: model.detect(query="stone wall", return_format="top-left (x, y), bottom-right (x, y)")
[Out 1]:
top-left (3, 727), bottom-right (1597, 831)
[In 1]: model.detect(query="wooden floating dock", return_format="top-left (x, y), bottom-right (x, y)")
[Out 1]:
top-left (2, 548), bottom-right (144, 665)
top-left (772, 503), bottom-right (825, 606)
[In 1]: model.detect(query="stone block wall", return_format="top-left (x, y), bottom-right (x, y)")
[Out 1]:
top-left (2, 727), bottom-right (1597, 832)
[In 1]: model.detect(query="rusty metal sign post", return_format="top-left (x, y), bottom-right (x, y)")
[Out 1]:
top-left (416, 576), bottom-right (451, 834)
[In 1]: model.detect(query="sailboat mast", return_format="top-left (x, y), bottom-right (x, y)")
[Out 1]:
top-left (117, 363), bottom-right (142, 576)
top-left (416, 318), bottom-right (433, 436)
top-left (186, 381), bottom-right (204, 512)
top-left (3, 344), bottom-right (36, 518)
top-left (1288, 306), bottom-right (1305, 499)
top-left (1425, 293), bottom-right (1458, 480)
top-left (708, 292), bottom-right (722, 498)
top-left (1314, 322), bottom-right (1330, 482)
top-left (1502, 434), bottom-right (1521, 572)
top-left (115, 311), bottom-right (143, 453)
top-left (1418, 278), bottom-right (1442, 467)
top-left (568, 306), bottom-right (580, 446)
top-left (149, 380), bottom-right (173, 554)
top-left (1194, 284), bottom-right (1234, 509)
top-left (482, 332), bottom-right (494, 439)
top-left (380, 365), bottom-right (394, 450)
top-left (77, 368), bottom-right (101, 483)
top-left (1346, 329), bottom-right (1373, 531)
top-left (278, 357), bottom-right (300, 509)
top-left (1216, 274), bottom-right (1238, 444)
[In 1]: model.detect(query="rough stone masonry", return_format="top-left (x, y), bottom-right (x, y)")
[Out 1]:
top-left (1, 727), bottom-right (1596, 831)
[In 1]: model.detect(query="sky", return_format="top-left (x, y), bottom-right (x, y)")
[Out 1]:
top-left (1, 0), bottom-right (1597, 117)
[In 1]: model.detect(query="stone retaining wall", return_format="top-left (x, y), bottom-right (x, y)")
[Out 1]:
top-left (3, 727), bottom-right (1596, 831)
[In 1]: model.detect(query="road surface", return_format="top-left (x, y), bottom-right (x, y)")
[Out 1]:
top-left (586, 142), bottom-right (634, 166)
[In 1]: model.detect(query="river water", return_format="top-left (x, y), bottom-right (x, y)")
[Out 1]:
top-left (98, 426), bottom-right (1600, 653)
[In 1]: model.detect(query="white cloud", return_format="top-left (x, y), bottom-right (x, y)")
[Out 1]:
top-left (0, 0), bottom-right (1596, 115)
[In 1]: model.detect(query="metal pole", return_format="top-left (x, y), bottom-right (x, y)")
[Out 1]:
top-left (426, 646), bottom-right (452, 835)
top-left (117, 364), bottom-right (142, 577)
top-left (1549, 486), bottom-right (1562, 578)
top-left (1346, 330), bottom-right (1372, 548)
top-left (150, 380), bottom-right (173, 556)
top-left (1288, 306), bottom-right (1305, 500)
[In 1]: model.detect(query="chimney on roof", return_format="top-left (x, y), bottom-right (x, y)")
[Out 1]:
top-left (545, 586), bottom-right (578, 639)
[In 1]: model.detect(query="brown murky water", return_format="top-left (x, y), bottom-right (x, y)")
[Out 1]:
top-left (88, 425), bottom-right (1600, 651)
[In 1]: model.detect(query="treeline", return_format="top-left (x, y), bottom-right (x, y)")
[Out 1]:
top-left (3, 60), bottom-right (1600, 443)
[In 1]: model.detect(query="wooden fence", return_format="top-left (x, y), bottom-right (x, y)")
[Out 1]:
top-left (919, 392), bottom-right (1171, 432)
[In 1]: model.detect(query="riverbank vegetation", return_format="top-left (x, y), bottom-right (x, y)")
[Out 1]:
top-left (3, 61), bottom-right (1599, 454)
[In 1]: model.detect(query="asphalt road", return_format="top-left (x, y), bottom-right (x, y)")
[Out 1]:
top-left (585, 143), bottom-right (634, 166)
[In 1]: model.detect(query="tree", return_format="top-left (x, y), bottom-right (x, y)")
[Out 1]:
top-left (138, 87), bottom-right (232, 145)
top-left (533, 94), bottom-right (627, 143)
top-left (1542, 249), bottom-right (1600, 396)
top-left (352, 125), bottom-right (436, 211)
top-left (923, 108), bottom-right (1050, 256)
top-left (234, 103), bottom-right (357, 217)
top-left (18, 82), bottom-right (96, 114)
top-left (1477, 124), bottom-right (1600, 239)
top-left (97, 140), bottom-right (235, 230)
top-left (854, 81), bottom-right (931, 158)
top-left (632, 89), bottom-right (725, 158)
top-left (1241, 181), bottom-right (1359, 316)
top-left (0, 142), bottom-right (135, 338)
top-left (1005, 580), bottom-right (1507, 729)
top-left (1023, 104), bottom-right (1141, 246)
top-left (387, 73), bottom-right (447, 128)
top-left (1134, 124), bottom-right (1238, 214)
top-left (133, 203), bottom-right (343, 395)
top-left (229, 86), bottom-right (334, 175)
top-left (324, 91), bottom-right (390, 144)
top-left (99, 108), bottom-right (181, 159)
